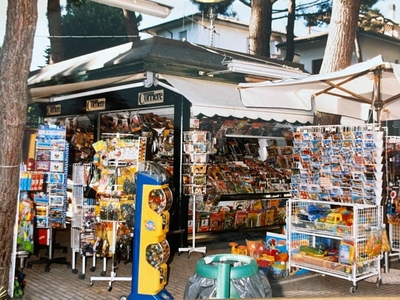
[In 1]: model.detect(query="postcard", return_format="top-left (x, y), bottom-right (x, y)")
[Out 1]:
top-left (50, 150), bottom-right (64, 161)
top-left (49, 195), bottom-right (64, 207)
top-left (50, 162), bottom-right (64, 173)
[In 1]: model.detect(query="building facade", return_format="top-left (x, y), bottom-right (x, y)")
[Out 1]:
top-left (140, 12), bottom-right (286, 59)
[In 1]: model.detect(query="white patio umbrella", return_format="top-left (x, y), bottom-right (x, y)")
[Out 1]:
top-left (237, 55), bottom-right (400, 124)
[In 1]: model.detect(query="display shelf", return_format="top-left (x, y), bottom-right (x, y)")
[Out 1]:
top-left (187, 135), bottom-right (293, 233)
top-left (287, 124), bottom-right (385, 293)
top-left (187, 191), bottom-right (288, 234)
top-left (217, 191), bottom-right (290, 200)
top-left (225, 133), bottom-right (286, 140)
top-left (287, 199), bottom-right (383, 293)
top-left (179, 195), bottom-right (207, 257)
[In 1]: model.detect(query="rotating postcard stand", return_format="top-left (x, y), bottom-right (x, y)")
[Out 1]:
top-left (178, 130), bottom-right (210, 258)
top-left (127, 161), bottom-right (173, 300)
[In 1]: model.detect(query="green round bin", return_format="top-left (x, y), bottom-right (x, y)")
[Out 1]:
top-left (195, 254), bottom-right (259, 299)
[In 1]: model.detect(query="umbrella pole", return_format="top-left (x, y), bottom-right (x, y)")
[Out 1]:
top-left (373, 67), bottom-right (383, 128)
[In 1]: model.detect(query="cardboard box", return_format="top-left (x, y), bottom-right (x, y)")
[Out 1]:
top-left (266, 232), bottom-right (287, 253)
top-left (267, 232), bottom-right (309, 277)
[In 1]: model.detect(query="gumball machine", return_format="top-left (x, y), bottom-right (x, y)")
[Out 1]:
top-left (128, 162), bottom-right (173, 300)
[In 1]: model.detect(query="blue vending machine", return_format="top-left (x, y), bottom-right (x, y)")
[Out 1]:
top-left (128, 161), bottom-right (174, 300)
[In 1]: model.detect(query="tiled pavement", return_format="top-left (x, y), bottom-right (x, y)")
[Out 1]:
top-left (17, 227), bottom-right (400, 299)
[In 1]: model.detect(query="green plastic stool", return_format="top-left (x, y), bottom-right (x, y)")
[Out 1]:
top-left (195, 254), bottom-right (259, 299)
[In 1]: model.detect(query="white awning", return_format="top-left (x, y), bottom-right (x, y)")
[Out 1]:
top-left (237, 55), bottom-right (400, 122)
top-left (30, 74), bottom-right (144, 101)
top-left (162, 75), bottom-right (314, 124)
top-left (30, 72), bottom-right (315, 123)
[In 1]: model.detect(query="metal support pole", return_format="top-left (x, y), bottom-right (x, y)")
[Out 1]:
top-left (373, 67), bottom-right (383, 126)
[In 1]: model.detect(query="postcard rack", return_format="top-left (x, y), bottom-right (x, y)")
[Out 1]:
top-left (27, 125), bottom-right (70, 271)
top-left (178, 130), bottom-right (210, 258)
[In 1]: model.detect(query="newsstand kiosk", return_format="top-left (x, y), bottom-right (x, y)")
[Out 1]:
top-left (128, 161), bottom-right (174, 300)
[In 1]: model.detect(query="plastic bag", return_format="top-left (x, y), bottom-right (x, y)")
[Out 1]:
top-left (381, 227), bottom-right (391, 252)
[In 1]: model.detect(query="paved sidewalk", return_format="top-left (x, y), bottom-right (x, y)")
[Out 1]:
top-left (17, 228), bottom-right (400, 299)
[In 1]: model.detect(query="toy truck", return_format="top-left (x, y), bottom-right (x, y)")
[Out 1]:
top-left (324, 211), bottom-right (353, 233)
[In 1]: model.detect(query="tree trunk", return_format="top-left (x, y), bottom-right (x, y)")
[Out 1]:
top-left (248, 0), bottom-right (272, 57)
top-left (319, 0), bottom-right (360, 73)
top-left (48, 0), bottom-right (64, 63)
top-left (123, 10), bottom-right (140, 43)
top-left (316, 0), bottom-right (360, 125)
top-left (0, 0), bottom-right (37, 294)
top-left (313, 112), bottom-right (342, 125)
top-left (285, 0), bottom-right (296, 62)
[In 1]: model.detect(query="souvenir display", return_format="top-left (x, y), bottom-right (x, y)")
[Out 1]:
top-left (287, 124), bottom-right (384, 293)
top-left (185, 118), bottom-right (292, 234)
top-left (33, 125), bottom-right (68, 229)
top-left (70, 134), bottom-right (146, 287)
top-left (182, 130), bottom-right (210, 197)
top-left (16, 192), bottom-right (35, 253)
top-left (179, 129), bottom-right (210, 257)
top-left (99, 111), bottom-right (174, 161)
top-left (290, 125), bottom-right (384, 206)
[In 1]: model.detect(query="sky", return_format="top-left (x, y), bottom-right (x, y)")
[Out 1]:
top-left (0, 0), bottom-right (398, 70)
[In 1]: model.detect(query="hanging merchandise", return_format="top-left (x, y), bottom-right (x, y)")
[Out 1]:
top-left (83, 163), bottom-right (98, 199)
top-left (98, 110), bottom-right (175, 176)
top-left (386, 136), bottom-right (400, 222)
top-left (84, 133), bottom-right (146, 291)
top-left (17, 192), bottom-right (35, 253)
top-left (9, 167), bottom-right (36, 298)
top-left (70, 163), bottom-right (100, 279)
top-left (385, 136), bottom-right (400, 269)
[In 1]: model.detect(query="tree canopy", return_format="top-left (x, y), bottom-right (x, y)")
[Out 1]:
top-left (55, 1), bottom-right (141, 60)
top-left (190, 0), bottom-right (236, 16)
top-left (296, 0), bottom-right (383, 32)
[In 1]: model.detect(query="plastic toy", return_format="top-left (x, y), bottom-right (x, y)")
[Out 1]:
top-left (228, 242), bottom-right (248, 255)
